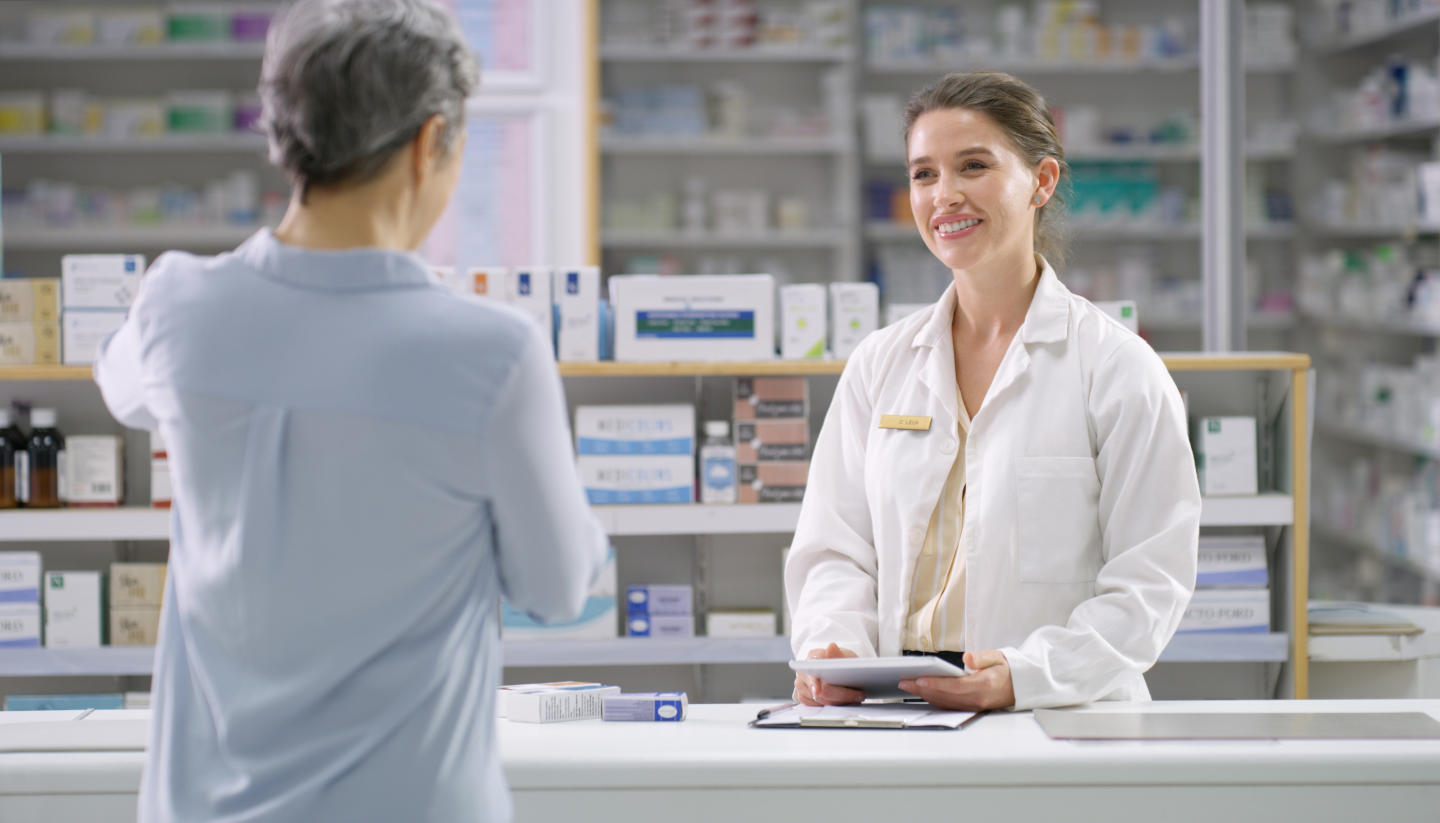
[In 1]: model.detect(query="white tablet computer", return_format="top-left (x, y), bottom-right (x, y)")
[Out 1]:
top-left (789, 656), bottom-right (969, 698)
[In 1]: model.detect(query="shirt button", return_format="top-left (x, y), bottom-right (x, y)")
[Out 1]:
top-left (909, 525), bottom-right (926, 546)
top-left (940, 438), bottom-right (957, 454)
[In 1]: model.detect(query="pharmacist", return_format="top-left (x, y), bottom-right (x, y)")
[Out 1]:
top-left (93, 1), bottom-right (608, 821)
top-left (787, 72), bottom-right (1200, 712)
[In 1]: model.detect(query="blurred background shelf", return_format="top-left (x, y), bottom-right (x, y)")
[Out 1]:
top-left (3, 224), bottom-right (258, 250)
top-left (0, 134), bottom-right (267, 153)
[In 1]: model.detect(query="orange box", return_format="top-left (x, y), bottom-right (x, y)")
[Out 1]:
top-left (734, 377), bottom-right (808, 422)
top-left (737, 461), bottom-right (808, 504)
top-left (736, 420), bottom-right (808, 463)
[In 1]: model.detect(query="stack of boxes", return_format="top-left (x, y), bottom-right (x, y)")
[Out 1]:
top-left (575, 405), bottom-right (696, 505)
top-left (1178, 536), bottom-right (1270, 635)
top-left (734, 378), bottom-right (810, 503)
top-left (432, 265), bottom-right (602, 362)
top-left (61, 254), bottom-right (144, 365)
top-left (0, 278), bottom-right (60, 367)
top-left (0, 552), bottom-right (42, 648)
top-left (109, 562), bottom-right (165, 646)
top-left (625, 584), bottom-right (694, 638)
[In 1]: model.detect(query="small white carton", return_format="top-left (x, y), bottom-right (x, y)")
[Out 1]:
top-left (506, 267), bottom-right (553, 342)
top-left (0, 603), bottom-right (41, 648)
top-left (0, 552), bottom-right (42, 605)
top-left (829, 281), bottom-right (879, 359)
top-left (575, 405), bottom-right (696, 504)
top-left (554, 266), bottom-right (600, 362)
top-left (43, 571), bottom-right (105, 648)
top-left (1194, 416), bottom-right (1259, 497)
top-left (61, 254), bottom-right (145, 309)
top-left (61, 310), bottom-right (126, 366)
top-left (602, 692), bottom-right (688, 722)
top-left (1177, 588), bottom-right (1270, 634)
top-left (610, 274), bottom-right (775, 362)
top-left (625, 613), bottom-right (694, 637)
top-left (706, 609), bottom-right (777, 637)
top-left (577, 456), bottom-right (694, 505)
top-left (151, 429), bottom-right (171, 508)
top-left (505, 683), bottom-right (621, 723)
top-left (1197, 536), bottom-right (1268, 588)
top-left (63, 435), bottom-right (123, 506)
top-left (625, 584), bottom-right (693, 616)
top-left (780, 283), bottom-right (827, 360)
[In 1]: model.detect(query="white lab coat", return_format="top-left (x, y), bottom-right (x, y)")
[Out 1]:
top-left (786, 258), bottom-right (1200, 710)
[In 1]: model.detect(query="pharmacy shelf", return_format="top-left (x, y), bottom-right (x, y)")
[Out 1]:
top-left (3, 224), bottom-right (258, 251)
top-left (1307, 7), bottom-right (1440, 55)
top-left (0, 509), bottom-right (171, 542)
top-left (0, 43), bottom-right (267, 61)
top-left (1298, 310), bottom-right (1440, 337)
top-left (1302, 220), bottom-right (1440, 238)
top-left (601, 230), bottom-right (846, 249)
top-left (1198, 494), bottom-right (1294, 527)
top-left (1315, 419), bottom-right (1440, 461)
top-left (599, 44), bottom-right (851, 62)
top-left (0, 647), bottom-right (156, 677)
top-left (0, 362), bottom-right (849, 383)
top-left (600, 135), bottom-right (848, 155)
top-left (0, 366), bottom-right (93, 381)
top-left (868, 142), bottom-right (1293, 166)
top-left (865, 56), bottom-right (1201, 75)
top-left (1161, 352), bottom-right (1310, 371)
top-left (1157, 632), bottom-right (1290, 663)
top-left (1303, 117), bottom-right (1440, 144)
top-left (1143, 312), bottom-right (1296, 332)
top-left (0, 134), bottom-right (267, 153)
top-left (594, 504), bottom-right (802, 536)
top-left (1313, 525), bottom-right (1440, 583)
top-left (865, 222), bottom-right (1207, 242)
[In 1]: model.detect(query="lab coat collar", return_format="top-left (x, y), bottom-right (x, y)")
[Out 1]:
top-left (236, 228), bottom-right (436, 292)
top-left (909, 254), bottom-right (1071, 350)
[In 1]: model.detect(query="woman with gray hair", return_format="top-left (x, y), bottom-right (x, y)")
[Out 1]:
top-left (94, 2), bottom-right (609, 821)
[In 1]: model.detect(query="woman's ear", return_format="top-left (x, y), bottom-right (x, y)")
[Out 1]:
top-left (1033, 156), bottom-right (1061, 205)
top-left (411, 114), bottom-right (449, 185)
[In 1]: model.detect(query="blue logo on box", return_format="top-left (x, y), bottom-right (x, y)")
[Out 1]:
top-left (124, 259), bottom-right (137, 273)
top-left (567, 272), bottom-right (579, 295)
top-left (518, 273), bottom-right (531, 296)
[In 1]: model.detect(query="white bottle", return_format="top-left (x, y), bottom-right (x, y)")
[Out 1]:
top-left (699, 420), bottom-right (737, 505)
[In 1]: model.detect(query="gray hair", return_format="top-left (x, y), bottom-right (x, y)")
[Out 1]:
top-left (259, 0), bottom-right (479, 200)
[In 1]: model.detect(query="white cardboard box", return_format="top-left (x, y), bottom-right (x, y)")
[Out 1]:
top-left (1177, 588), bottom-right (1270, 634)
top-left (0, 551), bottom-right (42, 604)
top-left (554, 266), bottom-right (600, 362)
top-left (505, 684), bottom-right (621, 723)
top-left (1197, 535), bottom-right (1268, 588)
top-left (63, 435), bottom-right (123, 506)
top-left (110, 562), bottom-right (165, 607)
top-left (611, 274), bottom-right (775, 362)
top-left (507, 267), bottom-right (553, 342)
top-left (780, 283), bottom-right (827, 360)
top-left (0, 603), bottom-right (41, 648)
top-left (625, 584), bottom-right (693, 616)
top-left (43, 571), bottom-right (105, 648)
top-left (706, 609), bottom-right (778, 637)
top-left (109, 606), bottom-right (161, 646)
top-left (502, 551), bottom-right (618, 640)
top-left (829, 281), bottom-right (879, 359)
top-left (575, 405), bottom-right (695, 505)
top-left (577, 455), bottom-right (695, 505)
top-left (61, 310), bottom-right (126, 366)
top-left (626, 613), bottom-right (694, 637)
top-left (61, 255), bottom-right (145, 309)
top-left (1194, 416), bottom-right (1259, 497)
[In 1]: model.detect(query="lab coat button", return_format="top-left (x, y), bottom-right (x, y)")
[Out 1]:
top-left (940, 438), bottom-right (957, 454)
top-left (909, 526), bottom-right (925, 546)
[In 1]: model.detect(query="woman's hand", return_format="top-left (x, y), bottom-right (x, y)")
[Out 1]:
top-left (793, 642), bottom-right (865, 706)
top-left (897, 650), bottom-right (1015, 711)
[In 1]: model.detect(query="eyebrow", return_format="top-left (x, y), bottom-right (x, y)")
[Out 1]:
top-left (907, 147), bottom-right (997, 168)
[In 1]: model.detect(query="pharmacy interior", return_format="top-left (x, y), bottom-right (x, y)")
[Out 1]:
top-left (0, 0), bottom-right (1439, 724)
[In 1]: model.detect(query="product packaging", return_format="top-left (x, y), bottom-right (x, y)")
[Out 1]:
top-left (504, 683), bottom-right (621, 723)
top-left (63, 435), bottom-right (123, 506)
top-left (110, 562), bottom-right (165, 607)
top-left (780, 283), bottom-right (827, 359)
top-left (44, 571), bottom-right (106, 648)
top-left (1194, 416), bottom-right (1259, 496)
top-left (706, 609), bottom-right (777, 637)
top-left (610, 274), bottom-right (775, 361)
top-left (829, 281), bottom-right (879, 359)
top-left (554, 267), bottom-right (601, 362)
top-left (602, 692), bottom-right (688, 722)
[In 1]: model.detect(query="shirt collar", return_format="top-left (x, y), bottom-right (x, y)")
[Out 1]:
top-left (235, 228), bottom-right (437, 292)
top-left (911, 254), bottom-right (1071, 349)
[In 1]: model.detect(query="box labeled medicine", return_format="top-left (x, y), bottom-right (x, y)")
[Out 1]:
top-left (110, 562), bottom-right (165, 607)
top-left (738, 461), bottom-right (808, 504)
top-left (611, 274), bottom-right (775, 362)
top-left (626, 613), bottom-right (693, 637)
top-left (602, 692), bottom-right (688, 722)
top-left (502, 550), bottom-right (618, 640)
top-left (575, 405), bottom-right (694, 457)
top-left (1197, 536), bottom-right (1268, 588)
top-left (110, 605), bottom-right (161, 646)
top-left (554, 266), bottom-right (600, 362)
top-left (1194, 416), bottom-right (1258, 496)
top-left (736, 420), bottom-right (809, 463)
top-left (734, 377), bottom-right (808, 421)
top-left (62, 310), bottom-right (126, 366)
top-left (706, 609), bottom-right (777, 637)
top-left (1177, 588), bottom-right (1270, 634)
top-left (63, 435), bottom-right (123, 506)
top-left (0, 278), bottom-right (60, 323)
top-left (626, 584), bottom-right (693, 616)
top-left (505, 683), bottom-right (621, 723)
top-left (0, 322), bottom-right (60, 366)
top-left (577, 456), bottom-right (694, 505)
top-left (780, 283), bottom-right (827, 359)
top-left (829, 281), bottom-right (879, 359)
top-left (0, 603), bottom-right (42, 647)
top-left (44, 571), bottom-right (105, 648)
top-left (498, 681), bottom-right (609, 718)
top-left (507, 267), bottom-right (553, 341)
top-left (61, 254), bottom-right (145, 309)
top-left (0, 552), bottom-right (41, 604)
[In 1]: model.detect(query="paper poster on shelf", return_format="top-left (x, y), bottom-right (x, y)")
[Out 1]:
top-left (432, 0), bottom-right (541, 89)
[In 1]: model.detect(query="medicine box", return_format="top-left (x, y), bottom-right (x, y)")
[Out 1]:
top-left (736, 420), bottom-right (809, 463)
top-left (151, 429), bottom-right (172, 508)
top-left (829, 281), bottom-right (879, 359)
top-left (63, 435), bottom-right (124, 506)
top-left (577, 456), bottom-right (694, 505)
top-left (1094, 300), bottom-right (1139, 333)
top-left (706, 609), bottom-right (778, 638)
top-left (507, 267), bottom-right (553, 342)
top-left (738, 461), bottom-right (809, 504)
top-left (576, 405), bottom-right (695, 505)
top-left (110, 562), bottom-right (165, 607)
top-left (0, 551), bottom-right (42, 604)
top-left (0, 604), bottom-right (42, 647)
top-left (44, 571), bottom-right (106, 648)
top-left (61, 254), bottom-right (145, 309)
top-left (62, 310), bottom-right (126, 366)
top-left (1177, 588), bottom-right (1270, 634)
top-left (611, 274), bottom-right (775, 362)
top-left (5, 694), bottom-right (125, 711)
top-left (780, 283), bottom-right (827, 360)
top-left (502, 550), bottom-right (618, 640)
top-left (505, 684), bottom-right (621, 723)
top-left (602, 692), bottom-right (688, 722)
top-left (626, 613), bottom-right (694, 638)
top-left (0, 278), bottom-right (60, 323)
top-left (1197, 536), bottom-right (1268, 588)
top-left (554, 266), bottom-right (600, 362)
top-left (110, 605), bottom-right (161, 646)
top-left (497, 681), bottom-right (608, 718)
top-left (734, 377), bottom-right (808, 421)
top-left (0, 322), bottom-right (60, 366)
top-left (464, 266), bottom-right (507, 299)
top-left (625, 584), bottom-right (693, 617)
top-left (1194, 416), bottom-right (1258, 497)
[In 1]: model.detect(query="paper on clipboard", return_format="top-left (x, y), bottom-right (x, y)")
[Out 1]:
top-left (752, 704), bottom-right (982, 730)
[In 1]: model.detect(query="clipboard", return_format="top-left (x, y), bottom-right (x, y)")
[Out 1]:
top-left (750, 703), bottom-right (986, 730)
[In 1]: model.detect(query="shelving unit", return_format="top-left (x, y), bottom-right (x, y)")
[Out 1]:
top-left (1298, 311), bottom-right (1440, 337)
top-left (1306, 5), bottom-right (1440, 55)
top-left (0, 134), bottom-right (268, 153)
top-left (600, 230), bottom-right (847, 250)
top-left (0, 43), bottom-right (267, 60)
top-left (4, 224), bottom-right (258, 251)
top-left (1316, 420), bottom-right (1440, 462)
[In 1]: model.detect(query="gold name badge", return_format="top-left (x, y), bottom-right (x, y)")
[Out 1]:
top-left (879, 414), bottom-right (932, 431)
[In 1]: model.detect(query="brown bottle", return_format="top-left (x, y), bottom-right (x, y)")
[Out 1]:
top-left (24, 408), bottom-right (64, 509)
top-left (0, 409), bottom-right (23, 508)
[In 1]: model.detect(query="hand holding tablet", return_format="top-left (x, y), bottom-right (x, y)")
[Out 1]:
top-left (790, 655), bottom-right (970, 700)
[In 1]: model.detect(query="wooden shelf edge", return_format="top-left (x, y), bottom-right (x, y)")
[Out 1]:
top-left (0, 365), bottom-right (94, 381)
top-left (1161, 352), bottom-right (1311, 371)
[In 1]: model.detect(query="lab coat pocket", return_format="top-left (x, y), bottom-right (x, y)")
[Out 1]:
top-left (1015, 456), bottom-right (1102, 583)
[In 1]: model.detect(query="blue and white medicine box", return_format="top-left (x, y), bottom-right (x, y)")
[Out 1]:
top-left (507, 267), bottom-right (553, 343)
top-left (0, 551), bottom-right (41, 604)
top-left (1177, 588), bottom-right (1270, 634)
top-left (1197, 536), bottom-right (1268, 588)
top-left (0, 603), bottom-right (41, 648)
top-left (602, 692), bottom-right (688, 722)
top-left (610, 274), bottom-right (775, 362)
top-left (625, 613), bottom-right (693, 638)
top-left (626, 584), bottom-right (693, 616)
top-left (575, 405), bottom-right (695, 504)
top-left (60, 254), bottom-right (145, 309)
top-left (554, 266), bottom-right (600, 362)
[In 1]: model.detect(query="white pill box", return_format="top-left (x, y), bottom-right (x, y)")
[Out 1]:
top-left (603, 692), bottom-right (688, 722)
top-left (64, 435), bottom-right (124, 506)
top-left (829, 281), bottom-right (878, 359)
top-left (610, 274), bottom-right (775, 362)
top-left (497, 681), bottom-right (609, 718)
top-left (61, 255), bottom-right (145, 309)
top-left (43, 571), bottom-right (105, 648)
top-left (505, 683), bottom-right (621, 723)
top-left (0, 604), bottom-right (42, 648)
top-left (1177, 588), bottom-right (1270, 634)
top-left (554, 267), bottom-right (601, 362)
top-left (507, 267), bottom-right (553, 342)
top-left (62, 310), bottom-right (126, 366)
top-left (626, 613), bottom-right (693, 638)
top-left (1197, 536), bottom-right (1268, 588)
top-left (576, 405), bottom-right (696, 505)
top-left (1194, 416), bottom-right (1258, 497)
top-left (626, 584), bottom-right (693, 616)
top-left (706, 609), bottom-right (777, 638)
top-left (0, 552), bottom-right (42, 605)
top-left (780, 283), bottom-right (827, 360)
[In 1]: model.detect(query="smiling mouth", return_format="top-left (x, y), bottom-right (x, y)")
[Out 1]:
top-left (935, 218), bottom-right (981, 236)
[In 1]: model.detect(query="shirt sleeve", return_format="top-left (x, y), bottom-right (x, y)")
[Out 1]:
top-left (1002, 338), bottom-right (1201, 709)
top-left (486, 325), bottom-right (610, 624)
top-left (785, 351), bottom-right (880, 658)
top-left (94, 269), bottom-right (160, 431)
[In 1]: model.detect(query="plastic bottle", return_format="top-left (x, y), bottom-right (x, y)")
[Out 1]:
top-left (699, 420), bottom-right (737, 505)
top-left (0, 409), bottom-right (25, 509)
top-left (24, 408), bottom-right (65, 509)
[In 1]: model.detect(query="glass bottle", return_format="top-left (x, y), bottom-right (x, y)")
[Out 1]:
top-left (25, 408), bottom-right (64, 509)
top-left (699, 420), bottom-right (737, 505)
top-left (0, 409), bottom-right (24, 509)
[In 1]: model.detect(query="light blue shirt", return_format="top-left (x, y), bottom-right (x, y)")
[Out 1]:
top-left (95, 229), bottom-right (608, 823)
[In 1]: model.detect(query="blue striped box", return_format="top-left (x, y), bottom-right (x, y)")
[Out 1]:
top-left (0, 552), bottom-right (41, 605)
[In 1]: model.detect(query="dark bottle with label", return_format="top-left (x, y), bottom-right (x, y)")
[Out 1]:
top-left (0, 409), bottom-right (24, 509)
top-left (24, 408), bottom-right (64, 509)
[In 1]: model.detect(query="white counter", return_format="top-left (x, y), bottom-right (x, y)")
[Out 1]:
top-left (3, 701), bottom-right (1440, 822)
